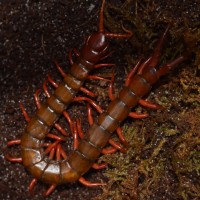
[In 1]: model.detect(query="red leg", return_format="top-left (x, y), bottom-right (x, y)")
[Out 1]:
top-left (20, 102), bottom-right (30, 122)
top-left (34, 89), bottom-right (42, 109)
top-left (92, 163), bottom-right (107, 170)
top-left (68, 48), bottom-right (80, 65)
top-left (54, 60), bottom-right (67, 77)
top-left (108, 72), bottom-right (115, 101)
top-left (125, 59), bottom-right (142, 86)
top-left (7, 139), bottom-right (21, 146)
top-left (55, 144), bottom-right (62, 161)
top-left (79, 177), bottom-right (106, 187)
top-left (47, 74), bottom-right (58, 88)
top-left (101, 147), bottom-right (117, 155)
top-left (87, 103), bottom-right (94, 126)
top-left (87, 75), bottom-right (111, 82)
top-left (128, 111), bottom-right (149, 118)
top-left (80, 87), bottom-right (97, 98)
top-left (138, 99), bottom-right (163, 109)
top-left (5, 154), bottom-right (22, 163)
top-left (102, 147), bottom-right (117, 154)
top-left (43, 79), bottom-right (51, 98)
top-left (49, 147), bottom-right (56, 160)
top-left (47, 133), bottom-right (66, 141)
top-left (94, 63), bottom-right (115, 69)
top-left (54, 123), bottom-right (68, 136)
top-left (108, 139), bottom-right (126, 153)
top-left (43, 184), bottom-right (57, 197)
top-left (6, 140), bottom-right (22, 163)
top-left (137, 57), bottom-right (152, 75)
top-left (59, 145), bottom-right (68, 159)
top-left (73, 97), bottom-right (103, 114)
top-left (63, 111), bottom-right (74, 133)
top-left (44, 140), bottom-right (60, 155)
top-left (43, 75), bottom-right (59, 98)
top-left (72, 121), bottom-right (79, 150)
top-left (29, 178), bottom-right (37, 195)
top-left (76, 118), bottom-right (84, 139)
top-left (116, 127), bottom-right (128, 146)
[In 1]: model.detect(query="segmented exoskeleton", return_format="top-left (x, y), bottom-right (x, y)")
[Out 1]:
top-left (6, 0), bottom-right (132, 196)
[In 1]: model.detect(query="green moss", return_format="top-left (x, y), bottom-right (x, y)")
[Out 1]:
top-left (93, 1), bottom-right (199, 199)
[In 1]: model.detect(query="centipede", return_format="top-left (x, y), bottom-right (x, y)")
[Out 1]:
top-left (5, 0), bottom-right (133, 196)
top-left (5, 0), bottom-right (189, 198)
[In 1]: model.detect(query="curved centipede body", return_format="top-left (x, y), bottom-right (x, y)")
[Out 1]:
top-left (5, 1), bottom-right (189, 198)
top-left (6, 0), bottom-right (133, 196)
top-left (12, 25), bottom-right (187, 197)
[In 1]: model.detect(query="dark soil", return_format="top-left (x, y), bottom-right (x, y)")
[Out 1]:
top-left (0, 0), bottom-right (199, 200)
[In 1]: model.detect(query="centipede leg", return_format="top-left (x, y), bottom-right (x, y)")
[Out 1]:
top-left (46, 133), bottom-right (66, 142)
top-left (108, 139), bottom-right (126, 153)
top-left (7, 139), bottom-right (21, 146)
top-left (68, 48), bottom-right (80, 65)
top-left (5, 154), bottom-right (22, 163)
top-left (102, 147), bottom-right (117, 154)
top-left (20, 102), bottom-right (30, 122)
top-left (73, 97), bottom-right (103, 114)
top-left (138, 99), bottom-right (163, 109)
top-left (29, 178), bottom-right (38, 195)
top-left (5, 140), bottom-right (22, 162)
top-left (44, 184), bottom-right (57, 197)
top-left (54, 60), bottom-right (67, 77)
top-left (108, 72), bottom-right (115, 101)
top-left (80, 87), bottom-right (97, 98)
top-left (79, 177), bottom-right (106, 187)
top-left (87, 75), bottom-right (111, 82)
top-left (72, 121), bottom-right (79, 150)
top-left (116, 127), bottom-right (129, 146)
top-left (63, 111), bottom-right (74, 134)
top-left (92, 163), bottom-right (107, 169)
top-left (128, 111), bottom-right (149, 118)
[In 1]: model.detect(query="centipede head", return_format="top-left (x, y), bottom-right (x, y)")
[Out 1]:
top-left (79, 32), bottom-right (109, 64)
top-left (87, 32), bottom-right (109, 52)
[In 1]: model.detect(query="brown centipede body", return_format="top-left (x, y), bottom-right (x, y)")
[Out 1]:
top-left (7, 22), bottom-right (189, 196)
top-left (6, 0), bottom-right (133, 196)
top-left (5, 0), bottom-right (190, 198)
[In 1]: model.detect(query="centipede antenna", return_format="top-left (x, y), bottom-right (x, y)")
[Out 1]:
top-left (99, 0), bottom-right (105, 33)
